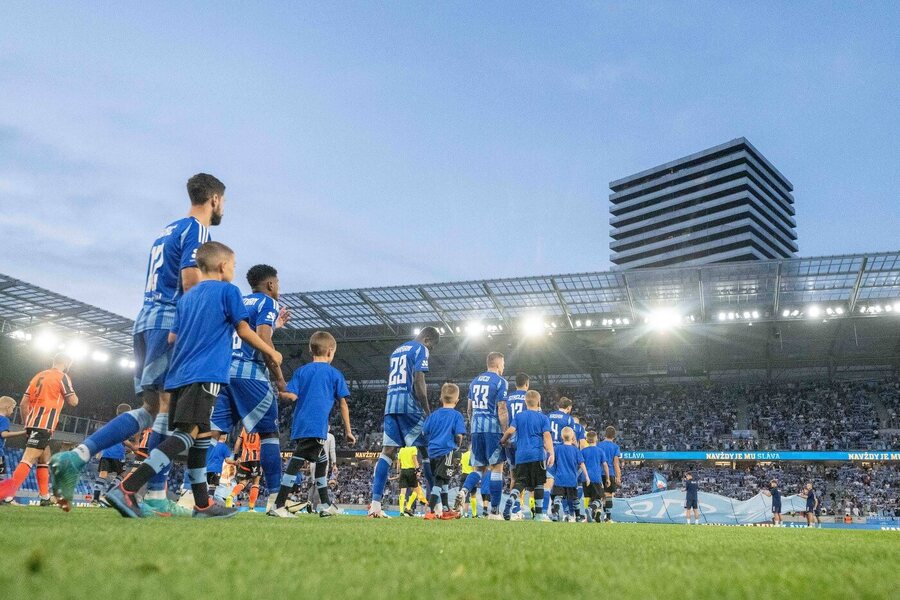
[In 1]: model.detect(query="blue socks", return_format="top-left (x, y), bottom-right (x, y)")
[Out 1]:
top-left (462, 471), bottom-right (481, 494)
top-left (421, 456), bottom-right (434, 493)
top-left (83, 408), bottom-right (151, 455)
top-left (371, 453), bottom-right (392, 502)
top-left (489, 471), bottom-right (503, 513)
top-left (260, 437), bottom-right (282, 495)
top-left (543, 485), bottom-right (552, 514)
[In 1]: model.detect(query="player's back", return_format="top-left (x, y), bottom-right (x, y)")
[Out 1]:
top-left (512, 410), bottom-right (550, 463)
top-left (547, 410), bottom-right (573, 445)
top-left (25, 368), bottom-right (73, 432)
top-left (505, 390), bottom-right (527, 443)
top-left (553, 444), bottom-right (582, 487)
top-left (136, 216), bottom-right (210, 330)
top-left (385, 340), bottom-right (429, 415)
top-left (240, 430), bottom-right (261, 462)
top-left (469, 372), bottom-right (508, 434)
top-left (598, 439), bottom-right (621, 470)
top-left (231, 291), bottom-right (279, 380)
top-left (581, 445), bottom-right (603, 482)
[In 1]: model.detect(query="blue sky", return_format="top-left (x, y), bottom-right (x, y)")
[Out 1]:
top-left (1, 2), bottom-right (898, 317)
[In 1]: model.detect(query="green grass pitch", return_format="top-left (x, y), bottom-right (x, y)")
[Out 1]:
top-left (1, 508), bottom-right (898, 599)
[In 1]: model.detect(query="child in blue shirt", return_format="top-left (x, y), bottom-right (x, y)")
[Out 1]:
top-left (422, 383), bottom-right (466, 519)
top-left (108, 242), bottom-right (282, 519)
top-left (581, 430), bottom-right (606, 522)
top-left (551, 426), bottom-right (589, 522)
top-left (270, 331), bottom-right (355, 518)
top-left (0, 396), bottom-right (28, 503)
top-left (500, 390), bottom-right (554, 521)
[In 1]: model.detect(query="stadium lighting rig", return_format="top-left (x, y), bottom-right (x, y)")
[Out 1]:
top-left (20, 329), bottom-right (134, 369)
top-left (645, 308), bottom-right (683, 331)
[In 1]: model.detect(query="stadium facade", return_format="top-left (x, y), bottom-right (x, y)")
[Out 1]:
top-left (609, 138), bottom-right (799, 269)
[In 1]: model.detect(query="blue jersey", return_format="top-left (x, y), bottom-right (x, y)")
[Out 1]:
top-left (469, 372), bottom-right (508, 434)
top-left (685, 480), bottom-right (699, 499)
top-left (134, 217), bottom-right (211, 333)
top-left (287, 362), bottom-right (350, 440)
top-left (206, 440), bottom-right (231, 474)
top-left (770, 486), bottom-right (781, 504)
top-left (385, 341), bottom-right (430, 415)
top-left (553, 444), bottom-right (584, 487)
top-left (806, 490), bottom-right (818, 510)
top-left (573, 422), bottom-right (586, 445)
top-left (505, 390), bottom-right (527, 444)
top-left (598, 439), bottom-right (621, 475)
top-left (422, 407), bottom-right (466, 458)
top-left (510, 410), bottom-right (550, 464)
top-left (547, 410), bottom-right (575, 445)
top-left (101, 442), bottom-right (125, 461)
top-left (165, 280), bottom-right (249, 390)
top-left (231, 292), bottom-right (280, 382)
top-left (581, 445), bottom-right (604, 483)
top-left (0, 415), bottom-right (9, 452)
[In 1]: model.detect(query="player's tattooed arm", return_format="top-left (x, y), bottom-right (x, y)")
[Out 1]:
top-left (180, 267), bottom-right (202, 294)
top-left (497, 399), bottom-right (509, 431)
top-left (413, 371), bottom-right (430, 415)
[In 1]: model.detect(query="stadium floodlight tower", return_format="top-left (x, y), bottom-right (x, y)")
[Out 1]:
top-left (609, 138), bottom-right (798, 269)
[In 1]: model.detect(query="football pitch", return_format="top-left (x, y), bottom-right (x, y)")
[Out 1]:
top-left (1, 509), bottom-right (897, 599)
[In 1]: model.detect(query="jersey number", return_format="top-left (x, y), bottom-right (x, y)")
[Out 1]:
top-left (471, 385), bottom-right (490, 410)
top-left (145, 243), bottom-right (165, 294)
top-left (550, 422), bottom-right (559, 440)
top-left (389, 355), bottom-right (408, 386)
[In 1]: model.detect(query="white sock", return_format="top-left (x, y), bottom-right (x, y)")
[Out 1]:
top-left (370, 500), bottom-right (382, 512)
top-left (74, 444), bottom-right (91, 462)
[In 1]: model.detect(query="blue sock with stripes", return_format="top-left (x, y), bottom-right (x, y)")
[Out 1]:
top-left (260, 437), bottom-right (282, 495)
top-left (146, 413), bottom-right (170, 498)
top-left (371, 453), bottom-right (392, 502)
top-left (81, 408), bottom-right (151, 457)
top-left (489, 471), bottom-right (503, 513)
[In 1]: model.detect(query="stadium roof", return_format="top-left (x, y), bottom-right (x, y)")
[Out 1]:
top-left (2, 250), bottom-right (899, 381)
top-left (274, 251), bottom-right (900, 384)
top-left (0, 273), bottom-right (133, 356)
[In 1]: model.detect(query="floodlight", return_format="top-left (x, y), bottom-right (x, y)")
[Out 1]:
top-left (751, 311), bottom-right (760, 319)
top-left (807, 305), bottom-right (822, 318)
top-left (585, 319), bottom-right (593, 327)
top-left (521, 315), bottom-right (545, 337)
top-left (413, 328), bottom-right (421, 336)
top-left (718, 312), bottom-right (727, 321)
top-left (646, 308), bottom-right (681, 331)
top-left (66, 340), bottom-right (90, 360)
top-left (465, 321), bottom-right (485, 337)
top-left (118, 358), bottom-right (130, 368)
top-left (835, 307), bottom-right (844, 315)
top-left (782, 309), bottom-right (790, 317)
top-left (575, 320), bottom-right (582, 328)
top-left (92, 351), bottom-right (109, 363)
top-left (34, 331), bottom-right (59, 353)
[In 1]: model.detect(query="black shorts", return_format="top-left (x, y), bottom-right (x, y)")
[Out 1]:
top-left (207, 472), bottom-right (221, 487)
top-left (431, 454), bottom-right (453, 486)
top-left (293, 438), bottom-right (326, 463)
top-left (25, 428), bottom-right (52, 451)
top-left (584, 483), bottom-right (605, 500)
top-left (685, 497), bottom-right (699, 510)
top-left (772, 504), bottom-right (782, 514)
top-left (604, 479), bottom-right (619, 494)
top-left (237, 461), bottom-right (261, 480)
top-left (168, 382), bottom-right (220, 430)
top-left (98, 458), bottom-right (124, 474)
top-left (399, 468), bottom-right (418, 489)
top-left (514, 461), bottom-right (546, 490)
top-left (551, 485), bottom-right (577, 500)
top-left (0, 454), bottom-right (6, 475)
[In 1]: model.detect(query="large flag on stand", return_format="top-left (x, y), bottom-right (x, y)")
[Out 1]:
top-left (652, 471), bottom-right (668, 492)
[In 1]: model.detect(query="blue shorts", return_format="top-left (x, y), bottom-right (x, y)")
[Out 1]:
top-left (210, 378), bottom-right (279, 434)
top-left (772, 503), bottom-right (782, 514)
top-left (382, 413), bottom-right (425, 448)
top-left (133, 329), bottom-right (172, 393)
top-left (471, 432), bottom-right (505, 467)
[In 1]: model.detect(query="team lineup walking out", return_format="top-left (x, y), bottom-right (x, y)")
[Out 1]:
top-left (28, 173), bottom-right (632, 523)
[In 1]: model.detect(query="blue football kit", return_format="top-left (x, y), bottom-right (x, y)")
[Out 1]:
top-left (212, 292), bottom-right (281, 434)
top-left (133, 217), bottom-right (211, 392)
top-left (510, 410), bottom-right (551, 464)
top-left (469, 371), bottom-right (508, 467)
top-left (423, 408), bottom-right (466, 459)
top-left (382, 340), bottom-right (430, 448)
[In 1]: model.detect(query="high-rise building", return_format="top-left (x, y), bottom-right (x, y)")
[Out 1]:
top-left (609, 138), bottom-right (798, 269)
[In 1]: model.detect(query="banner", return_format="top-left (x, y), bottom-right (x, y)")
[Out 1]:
top-left (621, 450), bottom-right (900, 462)
top-left (652, 471), bottom-right (668, 492)
top-left (612, 490), bottom-right (808, 524)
